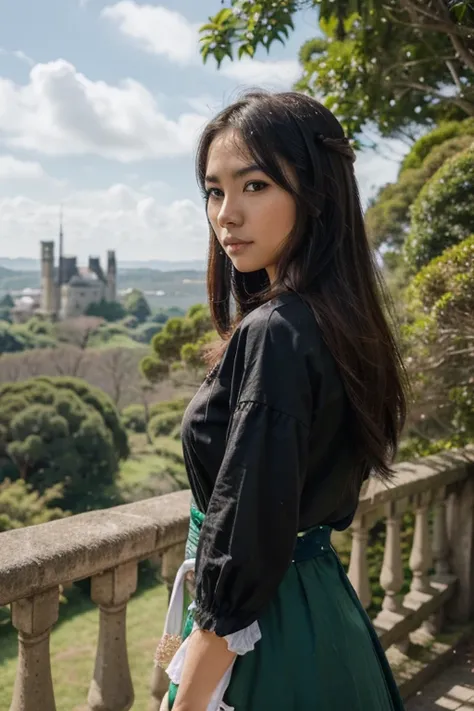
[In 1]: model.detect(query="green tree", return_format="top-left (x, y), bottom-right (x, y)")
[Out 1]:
top-left (141, 305), bottom-right (214, 384)
top-left (150, 311), bottom-right (169, 324)
top-left (0, 324), bottom-right (26, 353)
top-left (85, 299), bottom-right (126, 322)
top-left (0, 478), bottom-right (68, 532)
top-left (0, 293), bottom-right (14, 308)
top-left (0, 377), bottom-right (128, 511)
top-left (200, 1), bottom-right (474, 140)
top-left (123, 289), bottom-right (151, 323)
top-left (132, 322), bottom-right (162, 344)
top-left (410, 234), bottom-right (474, 325)
top-left (366, 120), bottom-right (474, 249)
top-left (401, 235), bottom-right (474, 456)
top-left (404, 144), bottom-right (474, 271)
top-left (0, 318), bottom-right (59, 354)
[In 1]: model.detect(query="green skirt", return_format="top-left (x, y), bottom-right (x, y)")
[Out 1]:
top-left (168, 505), bottom-right (405, 710)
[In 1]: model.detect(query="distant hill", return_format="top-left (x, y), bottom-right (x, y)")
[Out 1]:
top-left (0, 257), bottom-right (207, 272)
top-left (0, 266), bottom-right (39, 291)
top-left (0, 264), bottom-right (208, 311)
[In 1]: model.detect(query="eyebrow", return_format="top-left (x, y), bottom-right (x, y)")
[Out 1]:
top-left (204, 163), bottom-right (263, 184)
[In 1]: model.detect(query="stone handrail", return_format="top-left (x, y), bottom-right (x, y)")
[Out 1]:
top-left (347, 447), bottom-right (474, 657)
top-left (1, 447), bottom-right (474, 710)
top-left (1, 492), bottom-right (191, 711)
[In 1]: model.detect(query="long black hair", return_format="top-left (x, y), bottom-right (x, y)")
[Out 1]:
top-left (196, 90), bottom-right (408, 481)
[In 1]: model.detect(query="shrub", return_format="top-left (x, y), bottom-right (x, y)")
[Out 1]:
top-left (149, 397), bottom-right (189, 418)
top-left (133, 322), bottom-right (162, 344)
top-left (400, 118), bottom-right (474, 172)
top-left (410, 235), bottom-right (474, 322)
top-left (148, 411), bottom-right (184, 440)
top-left (0, 478), bottom-right (68, 532)
top-left (121, 315), bottom-right (139, 329)
top-left (122, 404), bottom-right (146, 433)
top-left (366, 134), bottom-right (474, 250)
top-left (405, 145), bottom-right (474, 272)
top-left (150, 311), bottom-right (169, 324)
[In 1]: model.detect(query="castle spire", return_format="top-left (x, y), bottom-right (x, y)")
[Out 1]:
top-left (58, 204), bottom-right (64, 286)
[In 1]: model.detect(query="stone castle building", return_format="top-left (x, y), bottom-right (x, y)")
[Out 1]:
top-left (40, 219), bottom-right (117, 320)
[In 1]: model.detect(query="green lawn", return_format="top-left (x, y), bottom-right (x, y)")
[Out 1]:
top-left (0, 581), bottom-right (169, 711)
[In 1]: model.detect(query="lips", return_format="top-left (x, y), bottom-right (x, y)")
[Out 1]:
top-left (223, 237), bottom-right (251, 247)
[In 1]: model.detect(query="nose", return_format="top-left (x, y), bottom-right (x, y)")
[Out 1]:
top-left (216, 195), bottom-right (243, 229)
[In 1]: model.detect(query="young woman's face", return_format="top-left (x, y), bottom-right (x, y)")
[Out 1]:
top-left (204, 129), bottom-right (296, 283)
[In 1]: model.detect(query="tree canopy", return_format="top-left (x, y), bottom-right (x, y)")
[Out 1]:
top-left (141, 304), bottom-right (215, 383)
top-left (0, 376), bottom-right (128, 511)
top-left (366, 118), bottom-right (474, 249)
top-left (404, 143), bottom-right (474, 271)
top-left (123, 289), bottom-right (152, 323)
top-left (0, 478), bottom-right (67, 532)
top-left (0, 293), bottom-right (14, 308)
top-left (199, 1), bottom-right (474, 140)
top-left (85, 299), bottom-right (126, 322)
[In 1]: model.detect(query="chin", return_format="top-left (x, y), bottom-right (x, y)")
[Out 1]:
top-left (229, 256), bottom-right (267, 274)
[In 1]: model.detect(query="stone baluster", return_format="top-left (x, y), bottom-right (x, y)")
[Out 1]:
top-left (348, 514), bottom-right (372, 610)
top-left (88, 561), bottom-right (138, 711)
top-left (10, 587), bottom-right (59, 711)
top-left (409, 492), bottom-right (433, 594)
top-left (161, 542), bottom-right (186, 601)
top-left (432, 489), bottom-right (450, 576)
top-left (446, 476), bottom-right (474, 623)
top-left (150, 542), bottom-right (186, 711)
top-left (379, 502), bottom-right (404, 613)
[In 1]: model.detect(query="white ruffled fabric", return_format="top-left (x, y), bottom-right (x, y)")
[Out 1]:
top-left (161, 559), bottom-right (262, 711)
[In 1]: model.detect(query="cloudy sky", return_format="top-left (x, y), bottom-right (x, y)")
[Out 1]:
top-left (0, 0), bottom-right (408, 264)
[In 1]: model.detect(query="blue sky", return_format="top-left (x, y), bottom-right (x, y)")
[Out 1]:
top-left (0, 0), bottom-right (408, 263)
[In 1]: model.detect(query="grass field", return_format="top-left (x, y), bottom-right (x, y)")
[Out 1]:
top-left (0, 580), bottom-right (169, 710)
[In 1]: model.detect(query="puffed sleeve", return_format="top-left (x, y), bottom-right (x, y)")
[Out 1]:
top-left (194, 302), bottom-right (321, 636)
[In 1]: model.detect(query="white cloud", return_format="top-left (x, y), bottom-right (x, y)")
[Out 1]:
top-left (0, 183), bottom-right (208, 261)
top-left (0, 48), bottom-right (34, 67)
top-left (0, 59), bottom-right (207, 162)
top-left (0, 155), bottom-right (46, 180)
top-left (219, 58), bottom-right (301, 88)
top-left (101, 1), bottom-right (199, 64)
top-left (100, 2), bottom-right (300, 91)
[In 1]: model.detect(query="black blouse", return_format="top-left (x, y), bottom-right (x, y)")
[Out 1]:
top-left (181, 291), bottom-right (365, 637)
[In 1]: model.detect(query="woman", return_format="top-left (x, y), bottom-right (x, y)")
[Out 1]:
top-left (155, 90), bottom-right (408, 711)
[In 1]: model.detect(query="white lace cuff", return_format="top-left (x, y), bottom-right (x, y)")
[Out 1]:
top-left (162, 559), bottom-right (262, 711)
top-left (167, 618), bottom-right (261, 711)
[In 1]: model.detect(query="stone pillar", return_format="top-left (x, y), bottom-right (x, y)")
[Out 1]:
top-left (409, 492), bottom-right (432, 594)
top-left (446, 475), bottom-right (474, 623)
top-left (88, 561), bottom-right (138, 711)
top-left (161, 542), bottom-right (186, 602)
top-left (380, 501), bottom-right (404, 613)
top-left (149, 543), bottom-right (186, 711)
top-left (348, 514), bottom-right (372, 610)
top-left (10, 587), bottom-right (59, 711)
top-left (432, 489), bottom-right (450, 576)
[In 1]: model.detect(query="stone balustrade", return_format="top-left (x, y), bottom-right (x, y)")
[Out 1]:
top-left (1, 447), bottom-right (473, 710)
top-left (0, 493), bottom-right (191, 711)
top-left (348, 447), bottom-right (474, 653)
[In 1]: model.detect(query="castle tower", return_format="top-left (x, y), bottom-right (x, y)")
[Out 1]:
top-left (56, 207), bottom-right (64, 314)
top-left (106, 250), bottom-right (117, 302)
top-left (40, 241), bottom-right (55, 315)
